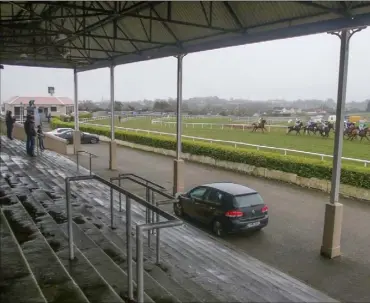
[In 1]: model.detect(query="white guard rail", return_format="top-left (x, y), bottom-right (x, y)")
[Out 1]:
top-left (151, 119), bottom-right (286, 131)
top-left (85, 123), bottom-right (370, 167)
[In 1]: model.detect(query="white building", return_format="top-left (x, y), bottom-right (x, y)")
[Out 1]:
top-left (4, 96), bottom-right (74, 119)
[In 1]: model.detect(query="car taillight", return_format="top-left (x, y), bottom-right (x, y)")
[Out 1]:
top-left (225, 210), bottom-right (243, 218)
top-left (262, 205), bottom-right (268, 213)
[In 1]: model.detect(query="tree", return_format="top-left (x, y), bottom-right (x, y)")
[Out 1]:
top-left (114, 101), bottom-right (123, 111)
top-left (366, 100), bottom-right (370, 112)
top-left (153, 101), bottom-right (171, 112)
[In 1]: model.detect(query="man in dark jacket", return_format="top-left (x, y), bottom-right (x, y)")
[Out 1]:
top-left (5, 110), bottom-right (16, 140)
top-left (24, 115), bottom-right (36, 156)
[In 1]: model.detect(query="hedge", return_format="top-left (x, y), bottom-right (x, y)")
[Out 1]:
top-left (59, 112), bottom-right (92, 122)
top-left (51, 118), bottom-right (370, 189)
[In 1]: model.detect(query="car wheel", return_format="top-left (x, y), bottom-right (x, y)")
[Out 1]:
top-left (174, 202), bottom-right (184, 217)
top-left (90, 138), bottom-right (98, 144)
top-left (212, 220), bottom-right (225, 237)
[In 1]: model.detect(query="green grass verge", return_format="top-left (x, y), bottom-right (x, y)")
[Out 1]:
top-left (52, 117), bottom-right (370, 189)
top-left (87, 117), bottom-right (370, 161)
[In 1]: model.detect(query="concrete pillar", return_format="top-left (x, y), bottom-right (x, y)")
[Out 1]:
top-left (109, 140), bottom-right (117, 170)
top-left (73, 130), bottom-right (81, 154)
top-left (321, 203), bottom-right (343, 258)
top-left (109, 65), bottom-right (117, 170)
top-left (173, 54), bottom-right (185, 195)
top-left (173, 159), bottom-right (185, 195)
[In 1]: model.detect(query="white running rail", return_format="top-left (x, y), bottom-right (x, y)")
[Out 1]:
top-left (85, 123), bottom-right (370, 167)
top-left (151, 119), bottom-right (286, 131)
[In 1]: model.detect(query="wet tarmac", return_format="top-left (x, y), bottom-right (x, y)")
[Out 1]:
top-left (74, 142), bottom-right (370, 303)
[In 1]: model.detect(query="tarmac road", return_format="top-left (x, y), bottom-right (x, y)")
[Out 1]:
top-left (73, 142), bottom-right (370, 302)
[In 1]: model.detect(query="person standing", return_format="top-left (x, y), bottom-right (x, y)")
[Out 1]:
top-left (24, 115), bottom-right (36, 156)
top-left (37, 125), bottom-right (45, 152)
top-left (5, 110), bottom-right (16, 140)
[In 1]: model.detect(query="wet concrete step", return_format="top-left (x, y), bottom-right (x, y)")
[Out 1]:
top-left (37, 172), bottom-right (223, 303)
top-left (31, 189), bottom-right (180, 303)
top-left (19, 192), bottom-right (126, 303)
top-left (83, 205), bottom-right (223, 303)
top-left (0, 209), bottom-right (47, 303)
top-left (0, 195), bottom-right (89, 303)
top-left (1, 137), bottom-right (339, 303)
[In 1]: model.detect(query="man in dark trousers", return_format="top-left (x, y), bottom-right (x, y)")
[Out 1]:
top-left (24, 115), bottom-right (36, 156)
top-left (5, 110), bottom-right (16, 140)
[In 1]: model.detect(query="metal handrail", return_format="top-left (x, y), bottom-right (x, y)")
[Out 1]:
top-left (119, 173), bottom-right (166, 190)
top-left (76, 150), bottom-right (97, 175)
top-left (65, 174), bottom-right (182, 303)
top-left (111, 175), bottom-right (177, 264)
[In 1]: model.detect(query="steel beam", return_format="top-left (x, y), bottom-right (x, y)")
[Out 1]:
top-left (109, 64), bottom-right (117, 170)
top-left (110, 64), bottom-right (115, 141)
top-left (0, 65), bottom-right (3, 114)
top-left (173, 54), bottom-right (185, 195)
top-left (73, 68), bottom-right (79, 131)
top-left (175, 55), bottom-right (184, 160)
top-left (320, 27), bottom-right (366, 259)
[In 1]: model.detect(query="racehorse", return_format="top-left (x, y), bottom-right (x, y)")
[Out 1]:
top-left (317, 122), bottom-right (334, 138)
top-left (251, 119), bottom-right (267, 133)
top-left (348, 127), bottom-right (369, 141)
top-left (303, 122), bottom-right (318, 135)
top-left (287, 121), bottom-right (303, 135)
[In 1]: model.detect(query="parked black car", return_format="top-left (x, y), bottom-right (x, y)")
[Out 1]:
top-left (174, 182), bottom-right (269, 237)
top-left (55, 130), bottom-right (99, 144)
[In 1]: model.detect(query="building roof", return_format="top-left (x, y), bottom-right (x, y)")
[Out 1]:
top-left (6, 96), bottom-right (74, 106)
top-left (203, 183), bottom-right (257, 196)
top-left (1, 1), bottom-right (370, 72)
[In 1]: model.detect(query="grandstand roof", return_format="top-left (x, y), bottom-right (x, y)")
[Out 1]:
top-left (1, 1), bottom-right (370, 72)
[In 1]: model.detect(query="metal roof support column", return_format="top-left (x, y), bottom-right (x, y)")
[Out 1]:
top-left (0, 65), bottom-right (3, 114)
top-left (73, 68), bottom-right (81, 154)
top-left (173, 54), bottom-right (186, 195)
top-left (320, 26), bottom-right (365, 259)
top-left (109, 64), bottom-right (117, 170)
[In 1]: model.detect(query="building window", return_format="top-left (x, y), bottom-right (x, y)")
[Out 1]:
top-left (51, 106), bottom-right (57, 112)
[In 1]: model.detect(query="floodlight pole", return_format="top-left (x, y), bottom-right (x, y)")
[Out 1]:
top-left (173, 54), bottom-right (186, 195)
top-left (321, 26), bottom-right (366, 259)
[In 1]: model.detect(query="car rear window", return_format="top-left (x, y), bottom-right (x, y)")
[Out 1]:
top-left (234, 193), bottom-right (264, 208)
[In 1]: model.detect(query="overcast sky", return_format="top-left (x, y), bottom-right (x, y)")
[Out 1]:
top-left (2, 27), bottom-right (370, 102)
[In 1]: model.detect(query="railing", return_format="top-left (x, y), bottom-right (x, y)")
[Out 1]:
top-left (151, 119), bottom-right (286, 131)
top-left (80, 116), bottom-right (110, 123)
top-left (86, 123), bottom-right (370, 167)
top-left (76, 150), bottom-right (97, 175)
top-left (111, 173), bottom-right (176, 264)
top-left (65, 174), bottom-right (182, 303)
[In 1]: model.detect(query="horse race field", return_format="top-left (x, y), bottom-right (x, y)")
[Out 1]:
top-left (86, 116), bottom-right (370, 165)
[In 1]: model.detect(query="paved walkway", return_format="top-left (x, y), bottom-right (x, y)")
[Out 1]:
top-left (72, 142), bottom-right (370, 302)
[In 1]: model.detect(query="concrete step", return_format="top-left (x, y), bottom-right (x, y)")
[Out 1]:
top-left (1, 137), bottom-right (339, 303)
top-left (0, 209), bottom-right (47, 303)
top-left (84, 205), bottom-right (222, 303)
top-left (31, 189), bottom-right (183, 303)
top-left (19, 191), bottom-right (126, 303)
top-left (30, 163), bottom-right (224, 302)
top-left (0, 195), bottom-right (89, 303)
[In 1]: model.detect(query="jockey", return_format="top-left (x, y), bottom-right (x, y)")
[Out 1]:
top-left (359, 121), bottom-right (365, 131)
top-left (295, 118), bottom-right (301, 126)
